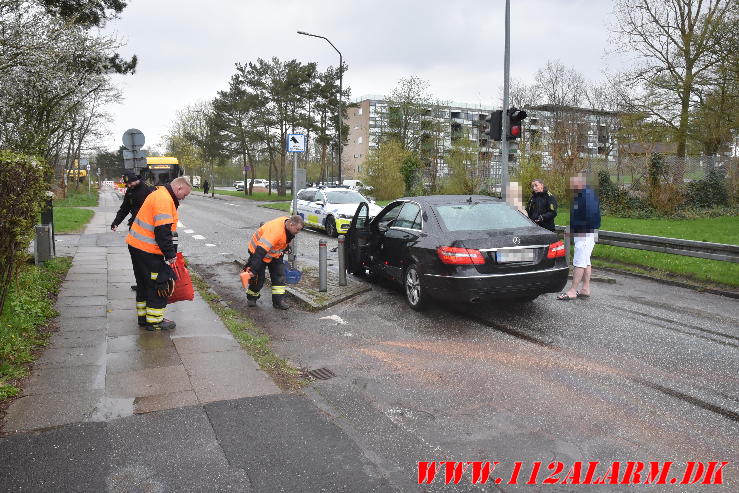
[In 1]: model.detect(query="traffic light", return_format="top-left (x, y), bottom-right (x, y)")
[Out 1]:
top-left (483, 110), bottom-right (502, 141)
top-left (507, 108), bottom-right (527, 140)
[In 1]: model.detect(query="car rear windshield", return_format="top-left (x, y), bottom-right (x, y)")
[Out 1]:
top-left (326, 190), bottom-right (366, 204)
top-left (434, 202), bottom-right (532, 231)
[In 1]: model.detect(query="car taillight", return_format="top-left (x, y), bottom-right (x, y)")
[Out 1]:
top-left (547, 241), bottom-right (566, 259)
top-left (437, 246), bottom-right (485, 265)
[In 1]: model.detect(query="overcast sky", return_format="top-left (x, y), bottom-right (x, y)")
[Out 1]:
top-left (101, 0), bottom-right (628, 152)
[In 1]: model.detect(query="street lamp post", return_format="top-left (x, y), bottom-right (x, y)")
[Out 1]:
top-left (297, 30), bottom-right (343, 184)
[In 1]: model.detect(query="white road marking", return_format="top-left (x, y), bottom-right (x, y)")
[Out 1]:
top-left (192, 235), bottom-right (206, 240)
top-left (320, 315), bottom-right (348, 325)
top-left (220, 252), bottom-right (229, 255)
top-left (184, 229), bottom-right (194, 234)
top-left (205, 243), bottom-right (216, 247)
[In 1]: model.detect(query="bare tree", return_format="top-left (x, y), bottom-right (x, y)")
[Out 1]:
top-left (612, 0), bottom-right (734, 170)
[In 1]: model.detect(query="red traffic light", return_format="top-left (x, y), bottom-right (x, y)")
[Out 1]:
top-left (510, 125), bottom-right (521, 137)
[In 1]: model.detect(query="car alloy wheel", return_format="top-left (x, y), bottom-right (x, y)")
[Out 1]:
top-left (325, 216), bottom-right (338, 237)
top-left (404, 264), bottom-right (426, 311)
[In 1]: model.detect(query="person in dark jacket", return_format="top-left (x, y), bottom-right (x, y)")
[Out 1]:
top-left (203, 180), bottom-right (210, 195)
top-left (526, 179), bottom-right (558, 232)
top-left (558, 173), bottom-right (601, 301)
top-left (111, 170), bottom-right (155, 231)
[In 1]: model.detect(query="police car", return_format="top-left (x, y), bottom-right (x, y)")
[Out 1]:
top-left (295, 186), bottom-right (383, 237)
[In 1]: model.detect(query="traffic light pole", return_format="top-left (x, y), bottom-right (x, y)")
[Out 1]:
top-left (500, 0), bottom-right (511, 201)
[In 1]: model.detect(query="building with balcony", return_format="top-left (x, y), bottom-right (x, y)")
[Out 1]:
top-left (342, 98), bottom-right (622, 185)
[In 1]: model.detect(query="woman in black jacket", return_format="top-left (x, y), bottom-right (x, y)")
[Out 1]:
top-left (525, 179), bottom-right (558, 232)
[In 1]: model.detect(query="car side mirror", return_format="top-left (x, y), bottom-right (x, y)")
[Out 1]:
top-left (377, 223), bottom-right (389, 233)
top-left (315, 201), bottom-right (324, 207)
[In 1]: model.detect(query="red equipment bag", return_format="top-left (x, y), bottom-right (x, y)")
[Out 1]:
top-left (168, 252), bottom-right (194, 303)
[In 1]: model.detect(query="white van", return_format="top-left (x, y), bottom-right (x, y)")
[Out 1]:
top-left (342, 179), bottom-right (373, 193)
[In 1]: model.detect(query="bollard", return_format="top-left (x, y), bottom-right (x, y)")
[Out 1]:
top-left (337, 235), bottom-right (347, 286)
top-left (319, 239), bottom-right (327, 292)
top-left (34, 225), bottom-right (53, 265)
top-left (41, 192), bottom-right (55, 256)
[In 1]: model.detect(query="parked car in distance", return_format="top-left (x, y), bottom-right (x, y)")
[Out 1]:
top-left (234, 180), bottom-right (245, 190)
top-left (342, 179), bottom-right (373, 193)
top-left (345, 195), bottom-right (569, 310)
top-left (295, 187), bottom-right (383, 237)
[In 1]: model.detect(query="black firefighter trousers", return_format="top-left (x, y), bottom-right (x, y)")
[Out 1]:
top-left (245, 256), bottom-right (286, 304)
top-left (128, 245), bottom-right (168, 324)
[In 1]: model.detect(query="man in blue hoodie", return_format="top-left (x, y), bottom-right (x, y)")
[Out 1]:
top-left (558, 173), bottom-right (601, 300)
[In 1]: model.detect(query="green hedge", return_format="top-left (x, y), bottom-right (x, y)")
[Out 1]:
top-left (0, 151), bottom-right (49, 313)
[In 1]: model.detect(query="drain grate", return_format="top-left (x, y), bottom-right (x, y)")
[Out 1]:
top-left (306, 368), bottom-right (336, 380)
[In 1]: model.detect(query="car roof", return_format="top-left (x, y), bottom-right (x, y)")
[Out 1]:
top-left (303, 187), bottom-right (361, 193)
top-left (392, 194), bottom-right (503, 205)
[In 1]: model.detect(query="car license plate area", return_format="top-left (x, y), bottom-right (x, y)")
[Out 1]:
top-left (495, 249), bottom-right (535, 263)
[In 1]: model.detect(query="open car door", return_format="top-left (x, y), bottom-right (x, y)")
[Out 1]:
top-left (345, 202), bottom-right (371, 275)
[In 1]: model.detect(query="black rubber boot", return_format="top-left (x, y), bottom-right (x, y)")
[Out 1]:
top-left (272, 298), bottom-right (289, 310)
top-left (138, 316), bottom-right (147, 327)
top-left (146, 318), bottom-right (176, 331)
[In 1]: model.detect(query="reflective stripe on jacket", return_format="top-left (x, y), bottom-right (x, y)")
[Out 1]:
top-left (126, 186), bottom-right (178, 255)
top-left (248, 216), bottom-right (289, 263)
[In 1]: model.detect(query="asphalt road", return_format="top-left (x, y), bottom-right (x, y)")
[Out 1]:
top-left (178, 192), bottom-right (739, 490)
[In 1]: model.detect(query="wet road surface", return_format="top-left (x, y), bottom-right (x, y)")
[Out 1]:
top-left (178, 192), bottom-right (739, 490)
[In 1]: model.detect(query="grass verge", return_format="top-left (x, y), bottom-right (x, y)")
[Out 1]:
top-left (555, 211), bottom-right (739, 288)
top-left (54, 188), bottom-right (99, 207)
top-left (54, 207), bottom-right (95, 234)
top-left (189, 270), bottom-right (305, 391)
top-left (215, 189), bottom-right (293, 201)
top-left (0, 257), bottom-right (72, 401)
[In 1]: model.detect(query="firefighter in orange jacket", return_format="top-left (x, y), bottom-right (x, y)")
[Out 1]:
top-left (245, 215), bottom-right (304, 310)
top-left (126, 177), bottom-right (192, 330)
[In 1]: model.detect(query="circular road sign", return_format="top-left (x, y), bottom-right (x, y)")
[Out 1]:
top-left (122, 128), bottom-right (145, 150)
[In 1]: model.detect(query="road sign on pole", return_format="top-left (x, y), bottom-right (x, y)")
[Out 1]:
top-left (287, 134), bottom-right (306, 153)
top-left (122, 128), bottom-right (145, 150)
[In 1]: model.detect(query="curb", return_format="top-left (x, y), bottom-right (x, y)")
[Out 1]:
top-left (231, 258), bottom-right (371, 311)
top-left (567, 269), bottom-right (617, 284)
top-left (594, 266), bottom-right (739, 299)
top-left (286, 269), bottom-right (372, 311)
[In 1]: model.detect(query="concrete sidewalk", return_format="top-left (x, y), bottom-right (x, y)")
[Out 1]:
top-left (3, 190), bottom-right (279, 432)
top-left (0, 190), bottom-right (414, 492)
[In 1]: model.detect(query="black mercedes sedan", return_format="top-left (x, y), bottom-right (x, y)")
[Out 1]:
top-left (345, 195), bottom-right (569, 310)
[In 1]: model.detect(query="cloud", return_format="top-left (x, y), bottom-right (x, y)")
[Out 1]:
top-left (101, 0), bottom-right (624, 152)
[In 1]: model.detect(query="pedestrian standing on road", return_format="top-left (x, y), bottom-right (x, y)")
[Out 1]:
top-left (126, 176), bottom-right (192, 330)
top-left (110, 171), bottom-right (154, 231)
top-left (558, 173), bottom-right (600, 301)
top-left (526, 179), bottom-right (558, 232)
top-left (505, 181), bottom-right (526, 215)
top-left (203, 180), bottom-right (210, 195)
top-left (244, 215), bottom-right (304, 310)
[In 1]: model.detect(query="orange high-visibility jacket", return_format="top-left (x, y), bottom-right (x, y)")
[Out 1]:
top-left (248, 216), bottom-right (290, 263)
top-left (126, 186), bottom-right (178, 255)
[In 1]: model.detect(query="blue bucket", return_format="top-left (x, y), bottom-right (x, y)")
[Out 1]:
top-left (284, 261), bottom-right (302, 284)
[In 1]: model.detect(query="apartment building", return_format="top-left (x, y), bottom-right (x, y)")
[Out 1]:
top-left (342, 97), bottom-right (495, 179)
top-left (342, 97), bottom-right (621, 182)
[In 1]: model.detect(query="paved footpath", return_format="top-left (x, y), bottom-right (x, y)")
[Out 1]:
top-left (0, 190), bottom-right (391, 492)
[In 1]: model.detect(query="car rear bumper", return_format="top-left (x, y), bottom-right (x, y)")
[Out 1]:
top-left (422, 266), bottom-right (569, 302)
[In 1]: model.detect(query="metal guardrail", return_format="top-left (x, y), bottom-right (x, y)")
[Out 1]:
top-left (555, 226), bottom-right (739, 263)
